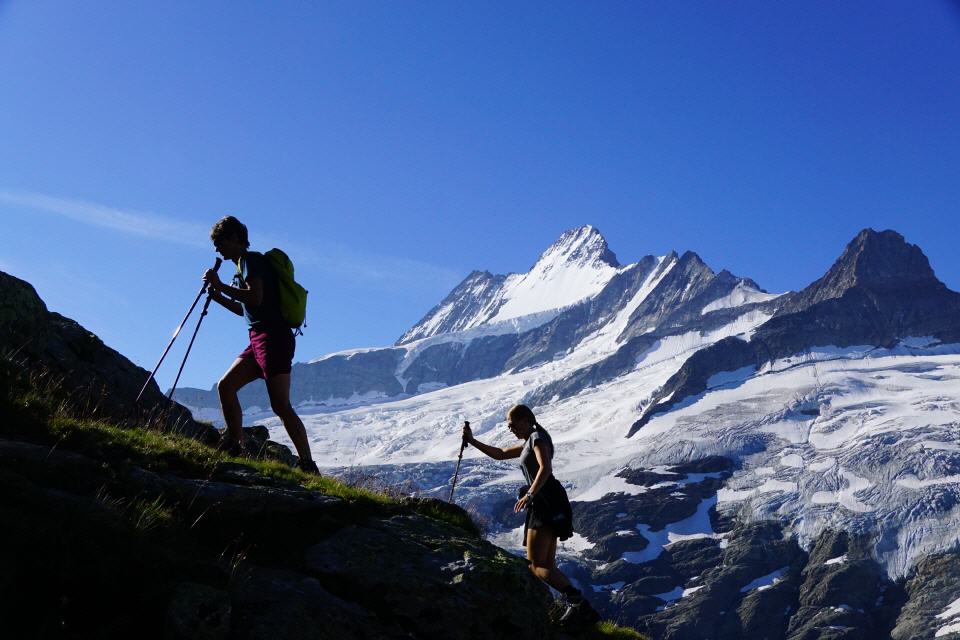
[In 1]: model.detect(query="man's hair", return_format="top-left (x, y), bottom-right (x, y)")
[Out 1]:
top-left (210, 216), bottom-right (250, 249)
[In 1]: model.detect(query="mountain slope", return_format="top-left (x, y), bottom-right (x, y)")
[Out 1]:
top-left (630, 229), bottom-right (960, 435)
top-left (230, 227), bottom-right (960, 638)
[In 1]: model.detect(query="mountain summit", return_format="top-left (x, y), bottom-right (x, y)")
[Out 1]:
top-left (781, 228), bottom-right (944, 313)
top-left (530, 224), bottom-right (620, 272)
top-left (398, 225), bottom-right (621, 344)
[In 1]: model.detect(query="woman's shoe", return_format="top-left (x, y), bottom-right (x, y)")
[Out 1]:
top-left (559, 598), bottom-right (600, 629)
top-left (297, 459), bottom-right (321, 475)
top-left (216, 435), bottom-right (246, 457)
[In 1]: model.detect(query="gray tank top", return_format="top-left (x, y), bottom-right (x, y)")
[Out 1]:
top-left (519, 427), bottom-right (553, 486)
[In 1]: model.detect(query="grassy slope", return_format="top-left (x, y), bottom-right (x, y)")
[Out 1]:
top-left (0, 355), bottom-right (645, 639)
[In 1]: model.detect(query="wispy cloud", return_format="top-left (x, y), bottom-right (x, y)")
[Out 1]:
top-left (0, 189), bottom-right (210, 249)
top-left (0, 188), bottom-right (463, 292)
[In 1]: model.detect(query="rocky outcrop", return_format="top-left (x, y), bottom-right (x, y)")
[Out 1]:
top-left (0, 270), bottom-right (213, 440)
top-left (0, 435), bottom-right (552, 639)
top-left (398, 270), bottom-right (508, 344)
top-left (890, 553), bottom-right (960, 640)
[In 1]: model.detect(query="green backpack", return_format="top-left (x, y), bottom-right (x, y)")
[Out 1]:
top-left (264, 248), bottom-right (309, 333)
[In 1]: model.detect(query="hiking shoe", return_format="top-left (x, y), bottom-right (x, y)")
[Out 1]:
top-left (297, 459), bottom-right (321, 475)
top-left (559, 599), bottom-right (600, 629)
top-left (215, 435), bottom-right (246, 458)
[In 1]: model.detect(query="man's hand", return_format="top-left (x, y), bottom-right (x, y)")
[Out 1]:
top-left (203, 269), bottom-right (223, 292)
top-left (461, 422), bottom-right (473, 444)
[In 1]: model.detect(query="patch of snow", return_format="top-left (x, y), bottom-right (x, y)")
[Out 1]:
top-left (897, 474), bottom-right (960, 490)
top-left (573, 473), bottom-right (650, 501)
top-left (936, 622), bottom-right (960, 638)
top-left (780, 453), bottom-right (804, 468)
top-left (653, 586), bottom-right (685, 608)
top-left (624, 495), bottom-right (722, 563)
top-left (701, 282), bottom-right (784, 315)
top-left (592, 581), bottom-right (626, 593)
top-left (809, 458), bottom-right (837, 473)
top-left (718, 479), bottom-right (797, 503)
top-left (740, 567), bottom-right (789, 593)
top-left (824, 555), bottom-right (848, 566)
top-left (559, 532), bottom-right (595, 553)
top-left (707, 366), bottom-right (757, 390)
top-left (938, 597), bottom-right (960, 621)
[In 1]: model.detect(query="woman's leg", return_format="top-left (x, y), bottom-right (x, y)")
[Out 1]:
top-left (526, 527), bottom-right (572, 591)
top-left (265, 373), bottom-right (315, 463)
top-left (217, 357), bottom-right (262, 441)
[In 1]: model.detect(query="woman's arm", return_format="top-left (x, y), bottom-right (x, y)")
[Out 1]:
top-left (462, 424), bottom-right (522, 460)
top-left (514, 440), bottom-right (552, 513)
top-left (208, 289), bottom-right (244, 316)
top-left (203, 268), bottom-right (264, 306)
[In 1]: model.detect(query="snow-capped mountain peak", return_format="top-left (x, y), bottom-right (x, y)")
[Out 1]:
top-left (529, 224), bottom-right (620, 272)
top-left (398, 225), bottom-right (622, 343)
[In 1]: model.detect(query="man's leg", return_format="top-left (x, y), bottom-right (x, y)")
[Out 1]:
top-left (265, 373), bottom-right (315, 463)
top-left (217, 357), bottom-right (262, 441)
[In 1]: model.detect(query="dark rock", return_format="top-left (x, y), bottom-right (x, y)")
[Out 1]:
top-left (304, 514), bottom-right (551, 639)
top-left (785, 531), bottom-right (884, 640)
top-left (230, 567), bottom-right (395, 640)
top-left (890, 553), bottom-right (960, 640)
top-left (584, 530), bottom-right (649, 562)
top-left (233, 424), bottom-right (297, 466)
top-left (164, 582), bottom-right (231, 640)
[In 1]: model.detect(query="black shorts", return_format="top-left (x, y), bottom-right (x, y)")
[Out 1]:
top-left (522, 476), bottom-right (574, 546)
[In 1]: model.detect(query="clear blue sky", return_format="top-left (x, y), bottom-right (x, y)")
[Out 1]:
top-left (2, 1), bottom-right (958, 392)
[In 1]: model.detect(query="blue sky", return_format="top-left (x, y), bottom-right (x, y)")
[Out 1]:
top-left (1, 1), bottom-right (958, 392)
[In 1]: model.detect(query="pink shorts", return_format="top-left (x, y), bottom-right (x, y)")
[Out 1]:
top-left (237, 326), bottom-right (295, 379)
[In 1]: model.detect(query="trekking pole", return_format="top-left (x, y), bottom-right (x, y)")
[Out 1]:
top-left (448, 421), bottom-right (469, 503)
top-left (167, 268), bottom-right (222, 402)
top-left (136, 257), bottom-right (222, 404)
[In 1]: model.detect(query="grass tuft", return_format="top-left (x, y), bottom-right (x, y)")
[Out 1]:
top-left (1, 352), bottom-right (477, 532)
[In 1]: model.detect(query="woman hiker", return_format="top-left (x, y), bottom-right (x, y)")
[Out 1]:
top-left (202, 215), bottom-right (319, 474)
top-left (462, 404), bottom-right (599, 627)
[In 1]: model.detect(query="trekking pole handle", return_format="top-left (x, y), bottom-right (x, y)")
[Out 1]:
top-left (202, 258), bottom-right (223, 296)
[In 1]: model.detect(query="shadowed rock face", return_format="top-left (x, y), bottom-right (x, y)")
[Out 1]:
top-left (0, 271), bottom-right (212, 440)
top-left (0, 438), bottom-right (552, 639)
top-left (397, 270), bottom-right (508, 345)
top-left (630, 229), bottom-right (960, 435)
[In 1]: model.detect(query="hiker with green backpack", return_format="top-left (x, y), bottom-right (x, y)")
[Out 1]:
top-left (202, 215), bottom-right (319, 474)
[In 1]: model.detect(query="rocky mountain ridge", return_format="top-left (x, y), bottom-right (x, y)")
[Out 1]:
top-left (178, 225), bottom-right (764, 415)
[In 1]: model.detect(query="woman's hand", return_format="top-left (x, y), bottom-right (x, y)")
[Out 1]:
top-left (461, 422), bottom-right (473, 444)
top-left (514, 493), bottom-right (531, 513)
top-left (203, 269), bottom-right (222, 292)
